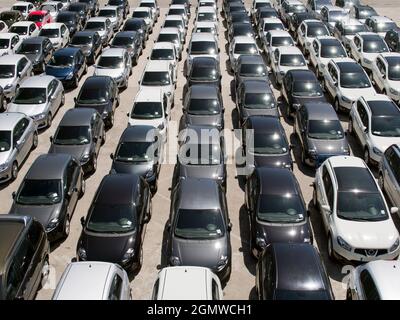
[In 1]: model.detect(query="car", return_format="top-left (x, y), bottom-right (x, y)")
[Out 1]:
top-left (52, 262), bottom-right (131, 300)
top-left (85, 17), bottom-right (113, 47)
top-left (0, 11), bottom-right (23, 28)
top-left (75, 76), bottom-right (119, 128)
top-left (0, 215), bottom-right (50, 300)
top-left (186, 33), bottom-right (219, 73)
top-left (196, 7), bottom-right (218, 27)
top-left (156, 27), bottom-right (183, 59)
top-left (309, 36), bottom-right (348, 78)
top-left (98, 6), bottom-right (123, 32)
top-left (297, 20), bottom-right (330, 55)
top-left (39, 1), bottom-right (64, 20)
top-left (234, 54), bottom-right (268, 88)
top-left (0, 21), bottom-right (9, 34)
top-left (39, 22), bottom-right (70, 49)
top-left (0, 55), bottom-right (33, 100)
top-left (186, 56), bottom-right (221, 90)
top-left (16, 36), bottom-right (53, 73)
top-left (228, 22), bottom-right (256, 41)
top-left (139, 60), bottom-right (175, 108)
top-left (349, 95), bottom-right (400, 165)
top-left (258, 18), bottom-right (286, 42)
top-left (127, 87), bottom-right (169, 142)
top-left (166, 177), bottom-right (232, 282)
top-left (385, 29), bottom-right (400, 53)
top-left (322, 57), bottom-right (376, 112)
top-left (108, 0), bottom-right (130, 19)
top-left (77, 174), bottom-right (152, 271)
top-left (152, 266), bottom-right (223, 300)
top-left (225, 2), bottom-right (247, 23)
top-left (313, 155), bottom-right (400, 262)
top-left (242, 115), bottom-right (293, 169)
top-left (45, 47), bottom-right (87, 88)
top-left (279, 0), bottom-right (307, 26)
top-left (379, 144), bottom-right (400, 214)
top-left (69, 30), bottom-right (102, 64)
top-left (255, 7), bottom-right (279, 29)
top-left (78, 0), bottom-right (99, 17)
top-left (11, 2), bottom-right (37, 19)
top-left (27, 10), bottom-right (52, 29)
top-left (294, 102), bottom-right (349, 166)
top-left (282, 69), bottom-right (326, 117)
top-left (262, 30), bottom-right (294, 61)
top-left (10, 153), bottom-right (84, 241)
top-left (305, 0), bottom-right (332, 18)
top-left (246, 168), bottom-right (312, 257)
top-left (270, 46), bottom-right (308, 86)
top-left (57, 0), bottom-right (75, 10)
top-left (349, 4), bottom-right (377, 24)
top-left (139, 0), bottom-right (159, 22)
top-left (168, 5), bottom-right (189, 26)
top-left (55, 11), bottom-right (82, 36)
top-left (0, 33), bottom-right (23, 56)
top-left (333, 19), bottom-right (369, 51)
top-left (163, 15), bottom-right (186, 42)
top-left (335, 0), bottom-right (360, 13)
top-left (229, 11), bottom-right (251, 27)
top-left (7, 75), bottom-right (64, 130)
top-left (320, 5), bottom-right (349, 33)
top-left (67, 3), bottom-right (90, 27)
top-left (0, 113), bottom-right (38, 182)
top-left (288, 12), bottom-right (315, 36)
top-left (131, 7), bottom-right (154, 33)
top-left (123, 18), bottom-right (148, 47)
top-left (149, 42), bottom-right (177, 80)
top-left (371, 53), bottom-right (400, 103)
top-left (229, 36), bottom-right (259, 71)
top-left (349, 32), bottom-right (390, 71)
top-left (365, 16), bottom-right (398, 38)
top-left (110, 31), bottom-right (142, 64)
top-left (193, 21), bottom-right (218, 35)
top-left (9, 21), bottom-right (40, 41)
top-left (256, 243), bottom-right (334, 300)
top-left (251, 0), bottom-right (272, 23)
top-left (49, 108), bottom-right (105, 174)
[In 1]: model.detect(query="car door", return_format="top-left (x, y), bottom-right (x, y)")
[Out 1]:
top-left (91, 112), bottom-right (102, 154)
top-left (317, 164), bottom-right (334, 231)
top-left (353, 100), bottom-right (368, 146)
top-left (64, 160), bottom-right (80, 216)
top-left (15, 118), bottom-right (31, 161)
top-left (135, 181), bottom-right (145, 246)
top-left (350, 35), bottom-right (361, 61)
top-left (372, 57), bottom-right (386, 91)
top-left (385, 149), bottom-right (400, 207)
top-left (13, 119), bottom-right (27, 164)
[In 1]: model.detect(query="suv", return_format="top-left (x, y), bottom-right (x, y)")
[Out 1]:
top-left (186, 56), bottom-right (221, 90)
top-left (365, 16), bottom-right (398, 38)
top-left (385, 29), bottom-right (400, 53)
top-left (16, 36), bottom-right (53, 73)
top-left (379, 144), bottom-right (400, 212)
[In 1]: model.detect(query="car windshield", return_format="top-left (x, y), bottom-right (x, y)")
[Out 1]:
top-left (307, 25), bottom-right (329, 37)
top-left (191, 66), bottom-right (218, 80)
top-left (9, 26), bottom-right (28, 35)
top-left (196, 27), bottom-right (214, 33)
top-left (54, 126), bottom-right (90, 145)
top-left (124, 22), bottom-right (143, 31)
top-left (240, 63), bottom-right (267, 77)
top-left (17, 42), bottom-right (41, 54)
top-left (28, 14), bottom-right (44, 22)
top-left (131, 101), bottom-right (163, 119)
top-left (158, 33), bottom-right (179, 44)
top-left (190, 41), bottom-right (217, 54)
top-left (175, 209), bottom-right (225, 239)
top-left (41, 5), bottom-right (56, 11)
top-left (115, 141), bottom-right (157, 162)
top-left (164, 20), bottom-right (183, 29)
top-left (0, 65), bottom-right (15, 78)
top-left (372, 116), bottom-right (400, 137)
top-left (388, 63), bottom-right (400, 81)
top-left (112, 36), bottom-right (133, 46)
top-left (330, 11), bottom-right (347, 22)
top-left (140, 2), bottom-right (155, 8)
top-left (132, 11), bottom-right (149, 18)
top-left (14, 87), bottom-right (46, 104)
top-left (363, 39), bottom-right (388, 53)
top-left (179, 143), bottom-right (222, 165)
top-left (357, 8), bottom-right (377, 19)
top-left (71, 35), bottom-right (92, 45)
top-left (78, 88), bottom-right (108, 103)
top-left (151, 48), bottom-right (174, 60)
top-left (337, 191), bottom-right (389, 221)
top-left (99, 10), bottom-right (116, 17)
top-left (49, 55), bottom-right (74, 67)
top-left (257, 194), bottom-right (305, 223)
top-left (343, 24), bottom-right (368, 35)
top-left (264, 23), bottom-right (284, 31)
top-left (57, 16), bottom-right (75, 24)
top-left (340, 71), bottom-right (371, 88)
top-left (250, 132), bottom-right (288, 154)
top-left (244, 93), bottom-right (275, 109)
top-left (97, 56), bottom-right (123, 68)
top-left (320, 44), bottom-right (347, 58)
top-left (187, 98), bottom-right (220, 115)
top-left (0, 39), bottom-right (10, 49)
top-left (16, 179), bottom-right (62, 205)
top-left (40, 28), bottom-right (60, 38)
top-left (233, 26), bottom-right (253, 37)
top-left (275, 290), bottom-right (331, 300)
top-left (234, 43), bottom-right (258, 54)
top-left (308, 119), bottom-right (344, 139)
top-left (142, 71), bottom-right (170, 85)
top-left (197, 12), bottom-right (215, 21)
top-left (293, 81), bottom-right (323, 97)
top-left (87, 204), bottom-right (136, 233)
top-left (0, 131), bottom-right (11, 152)
top-left (288, 4), bottom-right (306, 13)
top-left (280, 54), bottom-right (306, 66)
top-left (271, 36), bottom-right (294, 47)
top-left (315, 0), bottom-right (331, 10)
top-left (375, 22), bottom-right (397, 33)
top-left (85, 21), bottom-right (105, 30)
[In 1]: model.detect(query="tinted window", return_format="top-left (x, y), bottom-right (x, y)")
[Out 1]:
top-left (86, 21), bottom-right (106, 30)
top-left (14, 88), bottom-right (46, 104)
top-left (360, 270), bottom-right (380, 300)
top-left (191, 65), bottom-right (218, 80)
top-left (151, 48), bottom-right (174, 60)
top-left (17, 42), bottom-right (41, 54)
top-left (308, 120), bottom-right (344, 140)
top-left (239, 63), bottom-right (267, 76)
top-left (280, 54), bottom-right (306, 66)
top-left (87, 204), bottom-right (136, 232)
top-left (16, 179), bottom-right (62, 205)
top-left (363, 38), bottom-right (388, 53)
top-left (0, 131), bottom-right (12, 152)
top-left (244, 93), bottom-right (276, 109)
top-left (388, 60), bottom-right (400, 80)
top-left (115, 141), bottom-right (157, 162)
top-left (71, 35), bottom-right (92, 45)
top-left (190, 41), bottom-right (217, 54)
top-left (131, 102), bottom-right (163, 119)
top-left (234, 43), bottom-right (258, 54)
top-left (49, 54), bottom-right (74, 67)
top-left (292, 81), bottom-right (323, 97)
top-left (307, 24), bottom-right (329, 37)
top-left (271, 36), bottom-right (294, 47)
top-left (250, 132), bottom-right (288, 155)
top-left (39, 28), bottom-right (59, 38)
top-left (340, 70), bottom-right (370, 88)
top-left (142, 71), bottom-right (170, 85)
top-left (0, 65), bottom-right (15, 78)
top-left (187, 98), bottom-right (221, 115)
top-left (98, 56), bottom-right (124, 68)
top-left (343, 24), bottom-right (368, 35)
top-left (54, 126), bottom-right (90, 145)
top-left (257, 194), bottom-right (305, 223)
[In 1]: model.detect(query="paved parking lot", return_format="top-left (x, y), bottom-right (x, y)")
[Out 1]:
top-left (0, 0), bottom-right (399, 300)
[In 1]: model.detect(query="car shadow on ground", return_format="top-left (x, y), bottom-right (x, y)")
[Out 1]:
top-left (248, 287), bottom-right (258, 300)
top-left (277, 97), bottom-right (294, 126)
top-left (230, 79), bottom-right (236, 103)
top-left (231, 108), bottom-right (240, 129)
top-left (289, 133), bottom-right (315, 178)
top-left (238, 204), bottom-right (256, 277)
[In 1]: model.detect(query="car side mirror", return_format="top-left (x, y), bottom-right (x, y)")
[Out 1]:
top-left (50, 136), bottom-right (53, 143)
top-left (110, 153), bottom-right (114, 160)
top-left (166, 221), bottom-right (171, 231)
top-left (12, 191), bottom-right (16, 199)
top-left (321, 204), bottom-right (331, 213)
top-left (80, 216), bottom-right (85, 227)
top-left (390, 207), bottom-right (399, 214)
top-left (227, 222), bottom-right (232, 232)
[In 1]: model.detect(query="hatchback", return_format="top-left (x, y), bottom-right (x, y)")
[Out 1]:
top-left (69, 30), bottom-right (102, 64)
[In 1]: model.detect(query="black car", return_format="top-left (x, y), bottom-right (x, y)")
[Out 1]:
top-left (282, 69), bottom-right (326, 117)
top-left (110, 31), bottom-right (142, 64)
top-left (229, 22), bottom-right (256, 40)
top-left (255, 7), bottom-right (279, 28)
top-left (10, 154), bottom-right (84, 242)
top-left (77, 174), bottom-right (152, 272)
top-left (75, 76), bottom-right (119, 128)
top-left (288, 12), bottom-right (316, 36)
top-left (56, 11), bottom-right (82, 36)
top-left (69, 30), bottom-right (102, 64)
top-left (0, 215), bottom-right (50, 300)
top-left (16, 36), bottom-right (53, 73)
top-left (0, 87), bottom-right (5, 112)
top-left (67, 2), bottom-right (90, 26)
top-left (246, 167), bottom-right (312, 257)
top-left (110, 125), bottom-right (161, 193)
top-left (385, 29), bottom-right (400, 53)
top-left (0, 10), bottom-right (22, 28)
top-left (108, 0), bottom-right (130, 19)
top-left (78, 0), bottom-right (99, 16)
top-left (187, 57), bottom-right (221, 90)
top-left (256, 243), bottom-right (334, 300)
top-left (228, 11), bottom-right (251, 26)
top-left (123, 18), bottom-right (148, 46)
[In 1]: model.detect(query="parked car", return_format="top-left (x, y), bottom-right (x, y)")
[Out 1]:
top-left (297, 19), bottom-right (330, 55)
top-left (123, 18), bottom-right (148, 47)
top-left (11, 2), bottom-right (37, 19)
top-left (56, 11), bottom-right (82, 36)
top-left (258, 18), bottom-right (285, 42)
top-left (98, 6), bottom-right (123, 32)
top-left (262, 30), bottom-right (294, 61)
top-left (255, 7), bottom-right (279, 29)
top-left (16, 36), bottom-right (53, 73)
top-left (385, 29), bottom-right (400, 53)
top-left (164, 15), bottom-right (186, 42)
top-left (131, 7), bottom-right (154, 33)
top-left (279, 0), bottom-right (307, 26)
top-left (349, 4), bottom-right (377, 24)
top-left (39, 22), bottom-right (70, 49)
top-left (0, 21), bottom-right (9, 34)
top-left (168, 4), bottom-right (189, 26)
top-left (108, 0), bottom-right (130, 19)
top-left (156, 27), bottom-right (183, 59)
top-left (186, 32), bottom-right (219, 73)
top-left (305, 0), bottom-right (332, 18)
top-left (39, 1), bottom-right (64, 20)
top-left (234, 54), bottom-right (268, 88)
top-left (85, 17), bottom-right (113, 46)
top-left (229, 36), bottom-right (259, 71)
top-left (69, 30), bottom-right (102, 64)
top-left (9, 21), bottom-right (40, 41)
top-left (365, 16), bottom-right (398, 38)
top-left (320, 5), bottom-right (348, 33)
top-left (0, 33), bottom-right (23, 56)
top-left (67, 3), bottom-right (90, 27)
top-left (335, 0), bottom-right (360, 13)
top-left (78, 0), bottom-right (99, 17)
top-left (139, 0), bottom-right (159, 22)
top-left (333, 18), bottom-right (369, 50)
top-left (0, 11), bottom-right (23, 28)
top-left (149, 42), bottom-right (177, 80)
top-left (110, 31), bottom-right (142, 64)
top-left (186, 56), bottom-right (221, 90)
top-left (193, 21), bottom-right (218, 35)
top-left (27, 10), bottom-right (52, 29)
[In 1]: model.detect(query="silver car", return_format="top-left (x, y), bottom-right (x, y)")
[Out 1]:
top-left (0, 112), bottom-right (38, 183)
top-left (7, 75), bottom-right (65, 130)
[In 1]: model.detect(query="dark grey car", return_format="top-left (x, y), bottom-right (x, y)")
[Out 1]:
top-left (16, 37), bottom-right (54, 73)
top-left (186, 56), bottom-right (221, 90)
top-left (49, 108), bottom-right (106, 174)
top-left (245, 167), bottom-right (312, 257)
top-left (294, 102), bottom-right (350, 167)
top-left (110, 31), bottom-right (143, 64)
top-left (234, 54), bottom-right (268, 88)
top-left (10, 154), bottom-right (84, 242)
top-left (166, 177), bottom-right (232, 283)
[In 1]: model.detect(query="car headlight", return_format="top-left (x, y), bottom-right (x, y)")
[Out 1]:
top-left (34, 113), bottom-right (47, 120)
top-left (363, 58), bottom-right (372, 64)
top-left (65, 72), bottom-right (74, 80)
top-left (256, 237), bottom-right (267, 249)
top-left (0, 162), bottom-right (9, 172)
top-left (308, 148), bottom-right (317, 158)
top-left (102, 110), bottom-right (109, 117)
top-left (122, 248), bottom-right (135, 263)
top-left (341, 96), bottom-right (352, 103)
top-left (81, 153), bottom-right (90, 162)
top-left (373, 147), bottom-right (383, 156)
top-left (46, 217), bottom-right (59, 231)
top-left (389, 88), bottom-right (400, 95)
top-left (217, 255), bottom-right (228, 271)
top-left (4, 83), bottom-right (12, 90)
top-left (337, 236), bottom-right (352, 252)
top-left (77, 247), bottom-right (87, 260)
top-left (390, 239), bottom-right (400, 252)
top-left (170, 256), bottom-right (181, 266)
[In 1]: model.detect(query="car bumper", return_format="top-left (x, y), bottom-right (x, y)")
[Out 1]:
top-left (33, 117), bottom-right (48, 129)
top-left (333, 242), bottom-right (400, 262)
top-left (307, 153), bottom-right (349, 168)
top-left (0, 166), bottom-right (12, 183)
top-left (213, 263), bottom-right (231, 283)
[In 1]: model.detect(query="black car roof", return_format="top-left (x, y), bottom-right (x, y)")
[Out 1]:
top-left (120, 125), bottom-right (158, 142)
top-left (238, 54), bottom-right (264, 64)
top-left (81, 76), bottom-right (112, 89)
top-left (188, 84), bottom-right (219, 99)
top-left (242, 79), bottom-right (273, 94)
top-left (334, 167), bottom-right (378, 193)
top-left (257, 167), bottom-right (300, 196)
top-left (114, 31), bottom-right (138, 38)
top-left (367, 99), bottom-right (400, 117)
top-left (54, 47), bottom-right (81, 57)
top-left (192, 56), bottom-right (218, 66)
top-left (336, 61), bottom-right (364, 73)
top-left (57, 11), bottom-right (78, 17)
top-left (94, 174), bottom-right (140, 205)
top-left (287, 69), bottom-right (318, 81)
top-left (247, 115), bottom-right (283, 133)
top-left (60, 108), bottom-right (97, 126)
top-left (22, 36), bottom-right (47, 45)
top-left (26, 154), bottom-right (72, 180)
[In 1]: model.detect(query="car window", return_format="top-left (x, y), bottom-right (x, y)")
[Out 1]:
top-left (357, 101), bottom-right (368, 128)
top-left (387, 149), bottom-right (400, 183)
top-left (13, 118), bottom-right (29, 144)
top-left (28, 220), bottom-right (43, 249)
top-left (15, 237), bottom-right (35, 283)
top-left (376, 58), bottom-right (386, 75)
top-left (211, 279), bottom-right (220, 300)
top-left (322, 165), bottom-right (334, 208)
top-left (108, 274), bottom-right (123, 300)
top-left (360, 270), bottom-right (380, 300)
top-left (29, 24), bottom-right (36, 33)
top-left (152, 279), bottom-right (160, 299)
top-left (17, 58), bottom-right (28, 73)
top-left (6, 260), bottom-right (23, 299)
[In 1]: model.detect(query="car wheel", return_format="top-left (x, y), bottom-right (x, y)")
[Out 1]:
top-left (11, 161), bottom-right (18, 181)
top-left (47, 113), bottom-right (52, 128)
top-left (327, 235), bottom-right (336, 261)
top-left (40, 257), bottom-right (50, 289)
top-left (101, 130), bottom-right (106, 145)
top-left (61, 92), bottom-right (65, 106)
top-left (62, 215), bottom-right (70, 239)
top-left (312, 187), bottom-right (317, 208)
top-left (348, 118), bottom-right (354, 135)
top-left (79, 177), bottom-right (85, 198)
top-left (91, 155), bottom-right (97, 173)
top-left (364, 148), bottom-right (371, 166)
top-left (334, 99), bottom-right (340, 113)
top-left (378, 173), bottom-right (384, 190)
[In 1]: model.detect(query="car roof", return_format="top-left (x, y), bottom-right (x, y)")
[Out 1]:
top-left (11, 21), bottom-right (34, 27)
top-left (177, 178), bottom-right (220, 210)
top-left (238, 54), bottom-right (264, 64)
top-left (370, 15), bottom-right (394, 22)
top-left (120, 125), bottom-right (158, 142)
top-left (88, 17), bottom-right (109, 23)
top-left (145, 60), bottom-right (171, 71)
top-left (195, 21), bottom-right (216, 27)
top-left (188, 84), bottom-right (219, 99)
top-left (59, 108), bottom-right (96, 126)
top-left (268, 30), bottom-right (292, 37)
top-left (26, 153), bottom-right (72, 180)
top-left (73, 30), bottom-right (97, 37)
top-left (114, 31), bottom-right (138, 38)
top-left (159, 27), bottom-right (180, 34)
top-left (247, 115), bottom-right (282, 132)
top-left (191, 56), bottom-right (218, 66)
top-left (340, 18), bottom-right (364, 26)
top-left (20, 74), bottom-right (55, 88)
top-left (287, 69), bottom-right (317, 81)
top-left (191, 32), bottom-right (216, 42)
top-left (0, 33), bottom-right (18, 39)
top-left (242, 79), bottom-right (273, 94)
top-left (0, 54), bottom-right (25, 64)
top-left (135, 87), bottom-right (163, 102)
top-left (257, 167), bottom-right (299, 195)
top-left (303, 102), bottom-right (338, 120)
top-left (198, 6), bottom-right (216, 12)
top-left (262, 17), bottom-right (283, 24)
top-left (21, 36), bottom-right (48, 44)
top-left (233, 36), bottom-right (257, 44)
top-left (0, 112), bottom-right (26, 129)
top-left (133, 7), bottom-right (151, 11)
top-left (328, 155), bottom-right (365, 169)
top-left (357, 32), bottom-right (382, 39)
top-left (365, 261), bottom-right (400, 299)
top-left (153, 41), bottom-right (175, 49)
top-left (165, 15), bottom-right (184, 20)
top-left (278, 46), bottom-right (303, 54)
top-left (94, 174), bottom-right (139, 205)
top-left (82, 75), bottom-right (112, 88)
top-left (100, 47), bottom-right (126, 57)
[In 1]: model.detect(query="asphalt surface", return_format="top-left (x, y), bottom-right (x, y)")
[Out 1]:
top-left (0, 0), bottom-right (399, 300)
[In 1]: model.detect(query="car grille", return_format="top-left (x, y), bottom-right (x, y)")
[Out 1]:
top-left (354, 249), bottom-right (388, 257)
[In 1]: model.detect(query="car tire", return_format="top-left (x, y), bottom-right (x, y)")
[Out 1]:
top-left (47, 113), bottom-right (52, 128)
top-left (378, 172), bottom-right (384, 190)
top-left (11, 161), bottom-right (18, 181)
top-left (364, 148), bottom-right (371, 166)
top-left (334, 99), bottom-right (340, 113)
top-left (79, 177), bottom-right (85, 199)
top-left (40, 257), bottom-right (50, 289)
top-left (348, 118), bottom-right (354, 135)
top-left (327, 235), bottom-right (336, 261)
top-left (91, 155), bottom-right (97, 173)
top-left (62, 215), bottom-right (71, 239)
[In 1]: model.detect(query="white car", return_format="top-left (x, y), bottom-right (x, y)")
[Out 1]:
top-left (322, 57), bottom-right (376, 111)
top-left (131, 7), bottom-right (155, 31)
top-left (297, 19), bottom-right (330, 55)
top-left (139, 0), bottom-right (160, 22)
top-left (39, 22), bottom-right (70, 49)
top-left (333, 18), bottom-right (369, 50)
top-left (270, 46), bottom-right (308, 85)
top-left (150, 42), bottom-right (177, 82)
top-left (258, 17), bottom-right (286, 41)
top-left (309, 36), bottom-right (348, 78)
top-left (305, 0), bottom-right (332, 18)
top-left (0, 33), bottom-right (22, 56)
top-left (39, 1), bottom-right (64, 20)
top-left (349, 95), bottom-right (400, 165)
top-left (128, 87), bottom-right (169, 143)
top-left (152, 267), bottom-right (223, 300)
top-left (0, 21), bottom-right (8, 34)
top-left (199, 0), bottom-right (218, 11)
top-left (186, 32), bottom-right (219, 73)
top-left (163, 15), bottom-right (186, 43)
top-left (262, 29), bottom-right (294, 62)
top-left (313, 155), bottom-right (400, 262)
top-left (11, 1), bottom-right (36, 19)
top-left (251, 0), bottom-right (271, 20)
top-left (229, 36), bottom-right (259, 71)
top-left (156, 27), bottom-right (183, 59)
top-left (0, 54), bottom-right (33, 99)
top-left (52, 262), bottom-right (131, 300)
top-left (365, 16), bottom-right (398, 38)
top-left (85, 17), bottom-right (114, 46)
top-left (320, 5), bottom-right (349, 34)
top-left (196, 6), bottom-right (218, 28)
top-left (94, 48), bottom-right (131, 88)
top-left (98, 6), bottom-right (124, 31)
top-left (347, 261), bottom-right (400, 300)
top-left (279, 0), bottom-right (306, 26)
top-left (193, 21), bottom-right (218, 35)
top-left (9, 21), bottom-right (40, 41)
top-left (371, 52), bottom-right (400, 103)
top-left (168, 4), bottom-right (189, 26)
top-left (349, 32), bottom-right (390, 71)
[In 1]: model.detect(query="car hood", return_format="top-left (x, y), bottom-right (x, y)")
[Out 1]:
top-left (179, 163), bottom-right (224, 180)
top-left (112, 161), bottom-right (154, 176)
top-left (49, 144), bottom-right (90, 161)
top-left (0, 78), bottom-right (14, 88)
top-left (94, 68), bottom-right (123, 78)
top-left (243, 107), bottom-right (279, 118)
top-left (369, 135), bottom-right (400, 154)
top-left (253, 153), bottom-right (292, 169)
top-left (257, 221), bottom-right (311, 244)
top-left (0, 151), bottom-right (11, 165)
top-left (10, 202), bottom-right (63, 227)
top-left (185, 113), bottom-right (222, 127)
top-left (309, 137), bottom-right (348, 155)
top-left (340, 87), bottom-right (376, 101)
top-left (45, 66), bottom-right (74, 77)
top-left (7, 103), bottom-right (46, 117)
top-left (363, 52), bottom-right (380, 62)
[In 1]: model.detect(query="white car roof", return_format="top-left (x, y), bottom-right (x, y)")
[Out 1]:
top-left (315, 35), bottom-right (338, 41)
top-left (100, 47), bottom-right (126, 57)
top-left (0, 33), bottom-right (18, 40)
top-left (11, 21), bottom-right (35, 27)
top-left (328, 155), bottom-right (366, 168)
top-left (153, 42), bottom-right (175, 50)
top-left (0, 54), bottom-right (26, 64)
top-left (0, 113), bottom-right (26, 129)
top-left (322, 5), bottom-right (345, 12)
top-left (330, 57), bottom-right (356, 64)
top-left (233, 36), bottom-right (257, 44)
top-left (20, 74), bottom-right (55, 88)
top-left (133, 7), bottom-right (151, 12)
top-left (268, 30), bottom-right (292, 37)
top-left (145, 60), bottom-right (171, 71)
top-left (41, 22), bottom-right (64, 29)
top-left (198, 7), bottom-right (216, 13)
top-left (88, 17), bottom-right (108, 23)
top-left (159, 27), bottom-right (180, 34)
top-left (165, 15), bottom-right (183, 21)
top-left (195, 21), bottom-right (216, 28)
top-left (191, 32), bottom-right (216, 42)
top-left (135, 87), bottom-right (163, 102)
top-left (99, 6), bottom-right (118, 11)
top-left (169, 4), bottom-right (186, 9)
top-left (12, 2), bottom-right (33, 6)
top-left (379, 52), bottom-right (400, 59)
top-left (278, 46), bottom-right (303, 54)
top-left (362, 94), bottom-right (392, 102)
top-left (364, 261), bottom-right (400, 300)
top-left (140, 0), bottom-right (156, 3)
top-left (262, 17), bottom-right (284, 24)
